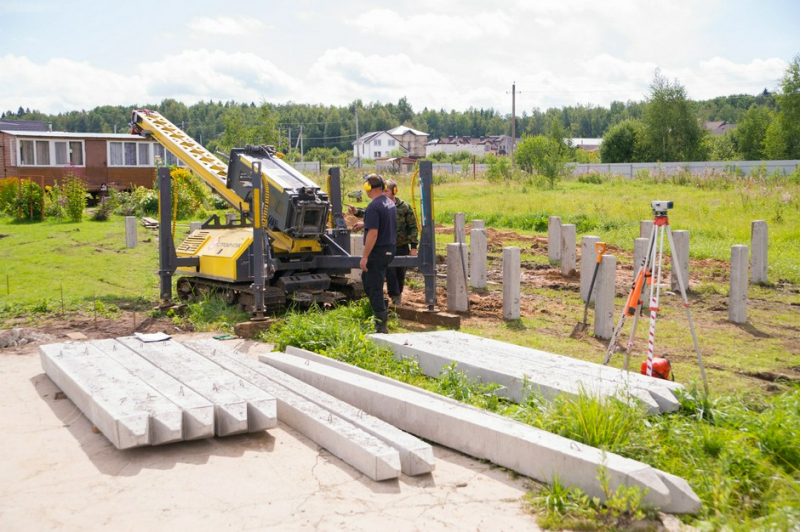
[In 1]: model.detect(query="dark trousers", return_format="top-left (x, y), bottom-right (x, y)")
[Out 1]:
top-left (362, 245), bottom-right (395, 315)
top-left (386, 244), bottom-right (410, 297)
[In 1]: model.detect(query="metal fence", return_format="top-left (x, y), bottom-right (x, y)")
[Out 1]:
top-left (572, 160), bottom-right (800, 178)
top-left (292, 161), bottom-right (321, 173)
top-left (295, 159), bottom-right (800, 177)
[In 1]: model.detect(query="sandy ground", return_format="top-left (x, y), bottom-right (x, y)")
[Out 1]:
top-left (0, 336), bottom-right (541, 532)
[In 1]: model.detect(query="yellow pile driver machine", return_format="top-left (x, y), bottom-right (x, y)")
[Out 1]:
top-left (129, 110), bottom-right (437, 319)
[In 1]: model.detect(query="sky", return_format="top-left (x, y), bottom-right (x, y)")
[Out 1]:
top-left (0, 0), bottom-right (797, 116)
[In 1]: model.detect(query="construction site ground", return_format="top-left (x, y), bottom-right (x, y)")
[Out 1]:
top-left (1, 334), bottom-right (541, 532)
top-left (2, 222), bottom-right (797, 530)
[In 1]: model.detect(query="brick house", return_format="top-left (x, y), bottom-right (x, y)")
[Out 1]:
top-left (0, 128), bottom-right (185, 192)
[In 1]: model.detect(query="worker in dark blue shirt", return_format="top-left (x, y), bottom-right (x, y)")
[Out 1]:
top-left (359, 174), bottom-right (397, 333)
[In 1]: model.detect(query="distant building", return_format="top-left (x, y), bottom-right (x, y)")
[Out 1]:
top-left (385, 126), bottom-right (428, 158)
top-left (353, 131), bottom-right (406, 160)
top-left (0, 129), bottom-right (185, 192)
top-left (376, 156), bottom-right (417, 173)
top-left (570, 138), bottom-right (603, 152)
top-left (425, 135), bottom-right (520, 157)
top-left (704, 121), bottom-right (737, 136)
top-left (0, 119), bottom-right (48, 132)
top-left (353, 126), bottom-right (429, 160)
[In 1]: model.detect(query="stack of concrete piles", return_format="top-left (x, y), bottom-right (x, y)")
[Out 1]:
top-left (40, 337), bottom-right (434, 481)
top-left (370, 331), bottom-right (682, 414)
top-left (259, 347), bottom-right (701, 513)
top-left (40, 335), bottom-right (701, 512)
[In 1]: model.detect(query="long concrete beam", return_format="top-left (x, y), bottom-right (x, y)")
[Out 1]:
top-left (116, 337), bottom-right (276, 436)
top-left (372, 331), bottom-right (680, 413)
top-left (260, 351), bottom-right (701, 514)
top-left (40, 343), bottom-right (183, 448)
top-left (180, 340), bottom-right (400, 481)
top-left (186, 339), bottom-right (433, 476)
top-left (92, 339), bottom-right (215, 441)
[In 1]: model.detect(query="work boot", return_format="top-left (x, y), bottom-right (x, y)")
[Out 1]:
top-left (374, 311), bottom-right (389, 334)
top-left (391, 295), bottom-right (401, 307)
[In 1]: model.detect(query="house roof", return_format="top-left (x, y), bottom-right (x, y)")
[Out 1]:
top-left (0, 130), bottom-right (143, 140)
top-left (0, 119), bottom-right (48, 132)
top-left (353, 130), bottom-right (407, 146)
top-left (353, 131), bottom-right (386, 145)
top-left (703, 121), bottom-right (737, 135)
top-left (386, 125), bottom-right (428, 137)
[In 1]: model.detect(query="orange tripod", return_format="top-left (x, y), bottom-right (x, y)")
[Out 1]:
top-left (602, 201), bottom-right (709, 394)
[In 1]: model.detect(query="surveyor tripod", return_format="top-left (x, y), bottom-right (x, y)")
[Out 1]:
top-left (603, 201), bottom-right (709, 393)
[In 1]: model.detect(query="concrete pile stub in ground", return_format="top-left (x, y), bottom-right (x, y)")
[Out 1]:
top-left (181, 339), bottom-right (402, 481)
top-left (259, 350), bottom-right (701, 514)
top-left (370, 331), bottom-right (681, 414)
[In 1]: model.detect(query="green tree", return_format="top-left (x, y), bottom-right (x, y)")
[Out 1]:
top-left (766, 55), bottom-right (800, 159)
top-left (644, 70), bottom-right (704, 161)
top-left (220, 107), bottom-right (252, 152)
top-left (600, 119), bottom-right (647, 163)
top-left (702, 133), bottom-right (739, 161)
top-left (253, 102), bottom-right (281, 148)
top-left (734, 105), bottom-right (773, 160)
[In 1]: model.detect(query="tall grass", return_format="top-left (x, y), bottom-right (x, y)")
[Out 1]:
top-left (264, 301), bottom-right (800, 530)
top-left (429, 172), bottom-right (800, 283)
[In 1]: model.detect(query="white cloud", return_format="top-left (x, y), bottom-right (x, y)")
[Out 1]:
top-left (187, 16), bottom-right (264, 35)
top-left (306, 48), bottom-right (454, 108)
top-left (0, 50), bottom-right (302, 114)
top-left (0, 54), bottom-right (147, 113)
top-left (347, 9), bottom-right (513, 44)
top-left (140, 49), bottom-right (302, 103)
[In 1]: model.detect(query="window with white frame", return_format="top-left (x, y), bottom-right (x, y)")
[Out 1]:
top-left (388, 139), bottom-right (395, 146)
top-left (17, 138), bottom-right (85, 166)
top-left (375, 139), bottom-right (381, 146)
top-left (373, 151), bottom-right (381, 158)
top-left (108, 141), bottom-right (184, 167)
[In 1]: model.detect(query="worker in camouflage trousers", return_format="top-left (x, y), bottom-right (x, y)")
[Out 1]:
top-left (350, 178), bottom-right (419, 306)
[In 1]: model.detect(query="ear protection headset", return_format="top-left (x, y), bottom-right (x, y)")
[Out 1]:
top-left (363, 174), bottom-right (385, 192)
top-left (387, 181), bottom-right (398, 195)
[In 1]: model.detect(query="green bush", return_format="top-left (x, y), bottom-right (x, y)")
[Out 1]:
top-left (485, 154), bottom-right (511, 182)
top-left (62, 174), bottom-right (87, 222)
top-left (0, 177), bottom-right (44, 220)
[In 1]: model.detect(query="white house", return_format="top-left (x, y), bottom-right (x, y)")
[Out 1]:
top-left (386, 126), bottom-right (428, 157)
top-left (353, 131), bottom-right (407, 160)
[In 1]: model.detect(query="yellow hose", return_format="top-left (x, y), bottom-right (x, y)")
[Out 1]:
top-left (171, 176), bottom-right (178, 239)
top-left (326, 171), bottom-right (333, 228)
top-left (409, 168), bottom-right (422, 234)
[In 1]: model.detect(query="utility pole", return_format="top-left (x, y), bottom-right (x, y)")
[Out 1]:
top-left (510, 82), bottom-right (517, 168)
top-left (287, 127), bottom-right (291, 154)
top-left (300, 124), bottom-right (304, 162)
top-left (354, 105), bottom-right (361, 168)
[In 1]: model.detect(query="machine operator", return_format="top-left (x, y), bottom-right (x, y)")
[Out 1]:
top-left (350, 179), bottom-right (419, 306)
top-left (357, 174), bottom-right (396, 334)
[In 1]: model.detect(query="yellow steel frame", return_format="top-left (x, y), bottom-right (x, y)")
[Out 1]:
top-left (132, 110), bottom-right (249, 212)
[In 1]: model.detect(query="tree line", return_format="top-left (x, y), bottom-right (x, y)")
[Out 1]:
top-left (3, 55), bottom-right (798, 162)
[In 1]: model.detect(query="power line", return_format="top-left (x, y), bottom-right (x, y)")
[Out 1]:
top-left (301, 133), bottom-right (357, 141)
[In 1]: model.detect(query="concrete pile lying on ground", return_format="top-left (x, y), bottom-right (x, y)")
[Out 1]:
top-left (262, 347), bottom-right (701, 514)
top-left (370, 330), bottom-right (683, 414)
top-left (38, 337), bottom-right (432, 481)
top-left (183, 338), bottom-right (434, 478)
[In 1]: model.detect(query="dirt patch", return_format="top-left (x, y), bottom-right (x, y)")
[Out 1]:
top-left (1, 313), bottom-right (180, 355)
